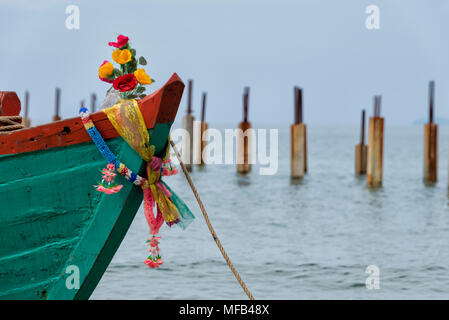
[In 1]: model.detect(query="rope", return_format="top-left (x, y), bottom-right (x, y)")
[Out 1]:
top-left (169, 139), bottom-right (255, 300)
top-left (0, 116), bottom-right (25, 134)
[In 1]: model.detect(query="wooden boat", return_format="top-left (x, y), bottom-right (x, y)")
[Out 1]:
top-left (0, 74), bottom-right (184, 299)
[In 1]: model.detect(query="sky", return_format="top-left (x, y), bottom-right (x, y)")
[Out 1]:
top-left (0, 0), bottom-right (448, 126)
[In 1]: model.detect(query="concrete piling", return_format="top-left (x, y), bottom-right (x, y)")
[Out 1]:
top-left (367, 95), bottom-right (384, 187)
top-left (23, 91), bottom-right (31, 128)
top-left (90, 93), bottom-right (97, 113)
top-left (53, 88), bottom-right (61, 122)
top-left (355, 109), bottom-right (367, 176)
top-left (424, 81), bottom-right (437, 183)
top-left (290, 87), bottom-right (307, 178)
top-left (237, 87), bottom-right (252, 174)
top-left (182, 79), bottom-right (194, 172)
top-left (195, 92), bottom-right (208, 165)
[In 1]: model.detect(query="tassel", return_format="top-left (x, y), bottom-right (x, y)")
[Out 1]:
top-left (144, 235), bottom-right (163, 268)
top-left (94, 163), bottom-right (123, 194)
top-left (143, 188), bottom-right (164, 268)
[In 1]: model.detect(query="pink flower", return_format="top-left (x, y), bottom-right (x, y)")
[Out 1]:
top-left (150, 157), bottom-right (163, 171)
top-left (108, 35), bottom-right (129, 48)
top-left (102, 167), bottom-right (116, 182)
top-left (145, 258), bottom-right (163, 268)
top-left (94, 184), bottom-right (123, 194)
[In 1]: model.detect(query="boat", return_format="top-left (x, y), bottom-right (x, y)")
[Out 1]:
top-left (0, 73), bottom-right (185, 299)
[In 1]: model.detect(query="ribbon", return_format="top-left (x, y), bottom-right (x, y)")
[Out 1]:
top-left (79, 99), bottom-right (195, 268)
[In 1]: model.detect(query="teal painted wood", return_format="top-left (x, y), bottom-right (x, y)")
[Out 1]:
top-left (0, 123), bottom-right (171, 299)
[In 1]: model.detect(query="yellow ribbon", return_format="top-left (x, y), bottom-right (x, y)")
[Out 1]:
top-left (103, 99), bottom-right (154, 162)
top-left (103, 99), bottom-right (180, 224)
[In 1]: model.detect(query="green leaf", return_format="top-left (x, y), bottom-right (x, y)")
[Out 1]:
top-left (113, 68), bottom-right (122, 77)
top-left (130, 48), bottom-right (136, 57)
top-left (136, 86), bottom-right (146, 93)
top-left (127, 94), bottom-right (138, 99)
top-left (150, 78), bottom-right (156, 83)
top-left (138, 56), bottom-right (147, 65)
top-left (138, 94), bottom-right (146, 99)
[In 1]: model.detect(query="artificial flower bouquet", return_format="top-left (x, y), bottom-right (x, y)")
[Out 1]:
top-left (98, 35), bottom-right (154, 100)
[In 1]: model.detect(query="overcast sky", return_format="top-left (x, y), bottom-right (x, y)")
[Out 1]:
top-left (0, 0), bottom-right (448, 126)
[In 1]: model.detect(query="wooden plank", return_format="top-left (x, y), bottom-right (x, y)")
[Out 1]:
top-left (0, 73), bottom-right (184, 157)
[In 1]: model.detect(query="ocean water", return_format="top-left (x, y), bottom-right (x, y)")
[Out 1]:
top-left (91, 125), bottom-right (449, 299)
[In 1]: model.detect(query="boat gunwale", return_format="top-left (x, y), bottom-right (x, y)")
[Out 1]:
top-left (0, 73), bottom-right (184, 157)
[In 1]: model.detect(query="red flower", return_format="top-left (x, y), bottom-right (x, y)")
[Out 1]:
top-left (113, 74), bottom-right (138, 92)
top-left (108, 35), bottom-right (129, 48)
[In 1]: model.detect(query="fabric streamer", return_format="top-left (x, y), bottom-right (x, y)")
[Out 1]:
top-left (79, 100), bottom-right (194, 268)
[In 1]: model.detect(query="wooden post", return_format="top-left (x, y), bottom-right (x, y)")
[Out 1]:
top-left (90, 93), bottom-right (97, 113)
top-left (53, 88), bottom-right (61, 122)
top-left (195, 92), bottom-right (208, 165)
top-left (355, 109), bottom-right (367, 175)
top-left (237, 87), bottom-right (252, 174)
top-left (0, 91), bottom-right (21, 116)
top-left (291, 87), bottom-right (307, 178)
top-left (23, 91), bottom-right (31, 128)
top-left (424, 81), bottom-right (437, 183)
top-left (0, 92), bottom-right (22, 130)
top-left (182, 79), bottom-right (194, 172)
top-left (0, 91), bottom-right (24, 136)
top-left (367, 96), bottom-right (384, 187)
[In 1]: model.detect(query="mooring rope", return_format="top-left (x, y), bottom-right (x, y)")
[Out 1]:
top-left (0, 116), bottom-right (25, 134)
top-left (169, 139), bottom-right (255, 300)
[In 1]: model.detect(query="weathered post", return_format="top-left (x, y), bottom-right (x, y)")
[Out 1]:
top-left (424, 81), bottom-right (437, 183)
top-left (195, 92), bottom-right (208, 165)
top-left (23, 91), bottom-right (31, 128)
top-left (53, 88), bottom-right (61, 121)
top-left (367, 96), bottom-right (384, 187)
top-left (182, 79), bottom-right (194, 172)
top-left (355, 109), bottom-right (367, 175)
top-left (0, 92), bottom-right (22, 132)
top-left (90, 93), bottom-right (97, 113)
top-left (237, 87), bottom-right (252, 174)
top-left (290, 87), bottom-right (307, 178)
top-left (0, 91), bottom-right (21, 117)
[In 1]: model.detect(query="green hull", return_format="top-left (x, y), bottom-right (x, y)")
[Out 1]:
top-left (0, 123), bottom-right (171, 299)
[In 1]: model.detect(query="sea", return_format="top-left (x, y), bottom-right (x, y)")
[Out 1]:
top-left (91, 124), bottom-right (449, 299)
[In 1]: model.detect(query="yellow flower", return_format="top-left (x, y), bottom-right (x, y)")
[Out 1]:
top-left (98, 61), bottom-right (113, 79)
top-left (112, 49), bottom-right (132, 64)
top-left (134, 68), bottom-right (152, 85)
